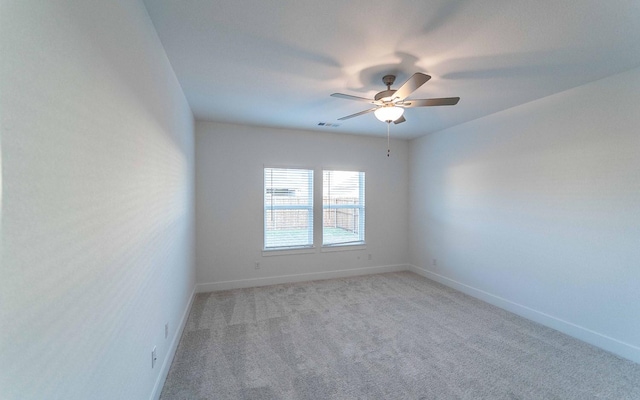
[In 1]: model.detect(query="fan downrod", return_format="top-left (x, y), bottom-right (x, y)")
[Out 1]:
top-left (382, 75), bottom-right (396, 89)
top-left (375, 75), bottom-right (399, 101)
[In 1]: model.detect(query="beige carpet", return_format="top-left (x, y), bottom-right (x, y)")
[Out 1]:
top-left (160, 272), bottom-right (640, 399)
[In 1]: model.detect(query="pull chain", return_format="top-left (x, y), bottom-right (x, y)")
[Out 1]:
top-left (387, 122), bottom-right (391, 157)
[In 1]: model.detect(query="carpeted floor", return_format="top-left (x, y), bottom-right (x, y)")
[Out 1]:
top-left (160, 272), bottom-right (640, 399)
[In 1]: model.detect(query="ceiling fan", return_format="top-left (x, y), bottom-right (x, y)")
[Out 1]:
top-left (331, 73), bottom-right (460, 124)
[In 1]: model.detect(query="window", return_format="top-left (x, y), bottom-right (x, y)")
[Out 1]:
top-left (264, 168), bottom-right (313, 250)
top-left (323, 170), bottom-right (365, 246)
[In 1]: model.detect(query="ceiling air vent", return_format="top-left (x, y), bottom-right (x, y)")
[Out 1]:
top-left (317, 122), bottom-right (340, 128)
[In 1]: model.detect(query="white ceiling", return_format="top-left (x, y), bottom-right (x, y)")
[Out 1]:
top-left (143, 0), bottom-right (640, 139)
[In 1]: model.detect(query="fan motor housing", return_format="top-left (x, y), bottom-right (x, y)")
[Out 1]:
top-left (374, 89), bottom-right (397, 101)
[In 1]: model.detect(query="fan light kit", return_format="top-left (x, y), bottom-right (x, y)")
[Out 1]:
top-left (331, 73), bottom-right (460, 156)
top-left (374, 106), bottom-right (404, 122)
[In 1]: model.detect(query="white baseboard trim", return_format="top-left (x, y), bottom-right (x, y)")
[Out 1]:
top-left (196, 264), bottom-right (408, 293)
top-left (407, 264), bottom-right (640, 364)
top-left (150, 286), bottom-right (196, 400)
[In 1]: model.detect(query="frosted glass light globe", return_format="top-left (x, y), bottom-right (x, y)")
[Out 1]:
top-left (374, 106), bottom-right (404, 122)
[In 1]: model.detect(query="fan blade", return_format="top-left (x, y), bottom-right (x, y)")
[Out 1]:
top-left (393, 115), bottom-right (406, 124)
top-left (392, 73), bottom-right (431, 101)
top-left (331, 93), bottom-right (377, 104)
top-left (337, 107), bottom-right (378, 121)
top-left (401, 97), bottom-right (460, 107)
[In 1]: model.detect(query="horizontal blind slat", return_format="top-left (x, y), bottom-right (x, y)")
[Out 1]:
top-left (322, 170), bottom-right (365, 246)
top-left (264, 168), bottom-right (314, 249)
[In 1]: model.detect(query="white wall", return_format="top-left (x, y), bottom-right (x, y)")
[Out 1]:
top-left (409, 67), bottom-right (640, 363)
top-left (195, 122), bottom-right (409, 290)
top-left (1, 1), bottom-right (195, 399)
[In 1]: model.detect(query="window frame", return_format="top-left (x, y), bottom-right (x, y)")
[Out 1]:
top-left (322, 169), bottom-right (366, 248)
top-left (263, 166), bottom-right (315, 252)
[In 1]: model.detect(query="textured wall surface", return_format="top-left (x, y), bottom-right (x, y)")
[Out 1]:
top-left (195, 122), bottom-right (410, 289)
top-left (1, 1), bottom-right (195, 399)
top-left (409, 67), bottom-right (640, 363)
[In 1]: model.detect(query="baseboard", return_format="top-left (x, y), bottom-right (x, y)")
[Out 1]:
top-left (408, 264), bottom-right (640, 364)
top-left (196, 264), bottom-right (408, 293)
top-left (149, 286), bottom-right (196, 400)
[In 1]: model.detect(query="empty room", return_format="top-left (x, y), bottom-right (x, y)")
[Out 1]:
top-left (2, 1), bottom-right (639, 399)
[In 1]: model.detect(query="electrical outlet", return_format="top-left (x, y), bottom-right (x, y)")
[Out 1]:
top-left (151, 346), bottom-right (157, 369)
top-left (432, 258), bottom-right (437, 266)
top-left (254, 262), bottom-right (260, 270)
top-left (368, 254), bottom-right (372, 260)
top-left (165, 323), bottom-right (169, 339)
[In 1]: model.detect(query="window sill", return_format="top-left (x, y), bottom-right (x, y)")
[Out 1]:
top-left (262, 246), bottom-right (316, 257)
top-left (321, 243), bottom-right (366, 253)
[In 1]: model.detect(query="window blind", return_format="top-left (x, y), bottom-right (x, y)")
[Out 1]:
top-left (323, 170), bottom-right (365, 246)
top-left (264, 168), bottom-right (314, 250)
